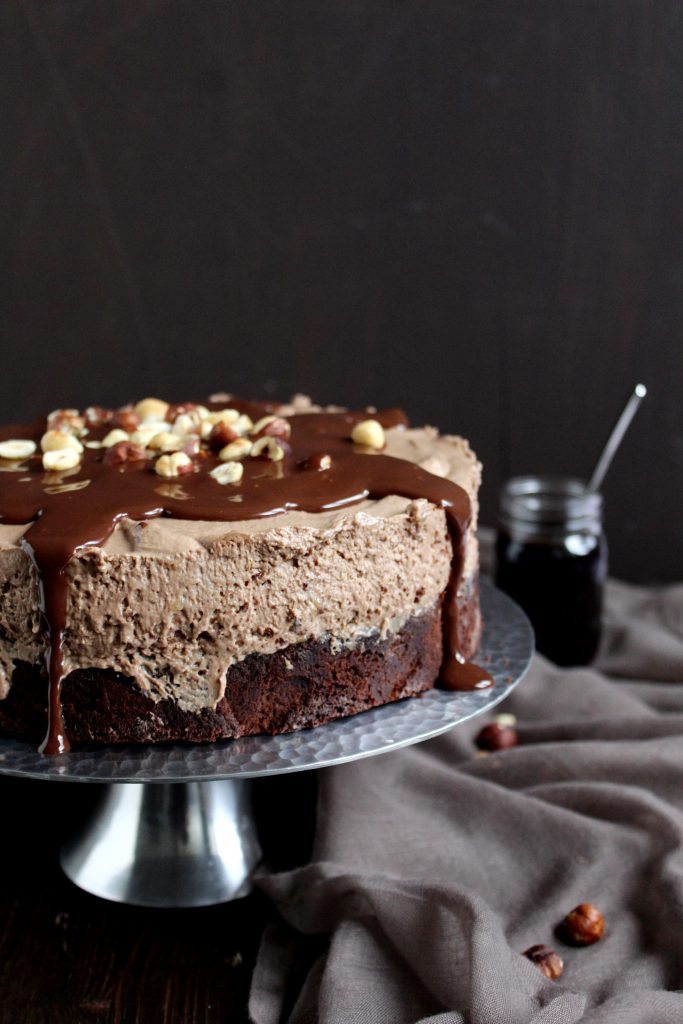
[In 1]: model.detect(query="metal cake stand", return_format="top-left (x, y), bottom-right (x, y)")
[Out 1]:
top-left (0, 581), bottom-right (533, 907)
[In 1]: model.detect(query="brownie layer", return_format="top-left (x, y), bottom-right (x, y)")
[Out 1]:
top-left (0, 605), bottom-right (445, 745)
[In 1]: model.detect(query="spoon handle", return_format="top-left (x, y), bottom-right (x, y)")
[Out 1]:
top-left (588, 384), bottom-right (647, 493)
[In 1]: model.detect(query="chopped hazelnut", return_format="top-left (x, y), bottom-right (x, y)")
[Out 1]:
top-left (154, 451), bottom-right (193, 478)
top-left (101, 428), bottom-right (131, 449)
top-left (47, 409), bottom-right (86, 435)
top-left (351, 419), bottom-right (385, 450)
top-left (84, 405), bottom-right (114, 426)
top-left (210, 461), bottom-right (244, 485)
top-left (234, 414), bottom-right (254, 436)
top-left (171, 412), bottom-right (201, 437)
top-left (135, 397), bottom-right (170, 422)
top-left (0, 440), bottom-right (37, 460)
top-left (251, 415), bottom-right (291, 441)
top-left (560, 903), bottom-right (605, 946)
top-left (251, 436), bottom-right (285, 462)
top-left (130, 424), bottom-right (166, 448)
top-left (204, 408), bottom-right (240, 428)
top-left (523, 945), bottom-right (564, 980)
top-left (43, 449), bottom-right (81, 471)
top-left (250, 415), bottom-right (278, 435)
top-left (305, 452), bottom-right (333, 471)
top-left (147, 431), bottom-right (184, 452)
top-left (40, 430), bottom-right (84, 454)
top-left (219, 438), bottom-right (253, 461)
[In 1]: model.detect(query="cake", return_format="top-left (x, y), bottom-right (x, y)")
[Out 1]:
top-left (0, 395), bottom-right (486, 754)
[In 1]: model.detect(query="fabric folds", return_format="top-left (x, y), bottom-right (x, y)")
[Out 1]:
top-left (250, 578), bottom-right (683, 1023)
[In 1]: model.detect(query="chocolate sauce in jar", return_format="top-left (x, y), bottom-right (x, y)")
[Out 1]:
top-left (0, 400), bottom-right (489, 754)
top-left (494, 476), bottom-right (607, 666)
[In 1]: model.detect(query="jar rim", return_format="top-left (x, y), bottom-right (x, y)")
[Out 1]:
top-left (499, 475), bottom-right (602, 527)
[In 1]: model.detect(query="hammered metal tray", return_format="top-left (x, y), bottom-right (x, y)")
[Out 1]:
top-left (0, 580), bottom-right (533, 783)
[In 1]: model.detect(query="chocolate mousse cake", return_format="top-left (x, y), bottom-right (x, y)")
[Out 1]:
top-left (0, 395), bottom-right (485, 754)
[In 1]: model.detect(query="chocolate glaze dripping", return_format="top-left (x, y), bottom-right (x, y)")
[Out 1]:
top-left (0, 402), bottom-right (491, 755)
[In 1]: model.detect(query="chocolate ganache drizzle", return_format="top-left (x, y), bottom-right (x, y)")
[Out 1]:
top-left (0, 399), bottom-right (491, 755)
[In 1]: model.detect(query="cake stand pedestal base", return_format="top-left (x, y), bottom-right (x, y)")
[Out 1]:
top-left (0, 583), bottom-right (533, 908)
top-left (60, 779), bottom-right (261, 907)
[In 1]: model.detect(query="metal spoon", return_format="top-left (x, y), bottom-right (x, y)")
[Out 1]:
top-left (587, 384), bottom-right (647, 493)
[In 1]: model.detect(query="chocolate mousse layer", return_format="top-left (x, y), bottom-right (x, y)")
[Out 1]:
top-left (0, 603), bottom-right (450, 744)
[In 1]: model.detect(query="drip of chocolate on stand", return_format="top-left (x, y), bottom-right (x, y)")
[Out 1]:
top-left (0, 402), bottom-right (492, 755)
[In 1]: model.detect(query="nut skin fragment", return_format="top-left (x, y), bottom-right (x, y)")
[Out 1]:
top-left (475, 721), bottom-right (518, 751)
top-left (351, 419), bottom-right (385, 450)
top-left (523, 945), bottom-right (564, 980)
top-left (41, 430), bottom-right (84, 454)
top-left (0, 440), bottom-right (37, 460)
top-left (560, 904), bottom-right (605, 946)
top-left (154, 451), bottom-right (193, 478)
top-left (42, 449), bottom-right (81, 471)
top-left (135, 397), bottom-right (170, 422)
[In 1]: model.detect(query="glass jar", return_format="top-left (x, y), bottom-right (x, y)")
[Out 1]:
top-left (494, 476), bottom-right (607, 666)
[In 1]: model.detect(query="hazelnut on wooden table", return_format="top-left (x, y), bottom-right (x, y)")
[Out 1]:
top-left (523, 944), bottom-right (564, 980)
top-left (560, 903), bottom-right (605, 945)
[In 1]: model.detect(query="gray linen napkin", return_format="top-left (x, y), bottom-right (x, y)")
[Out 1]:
top-left (249, 578), bottom-right (683, 1024)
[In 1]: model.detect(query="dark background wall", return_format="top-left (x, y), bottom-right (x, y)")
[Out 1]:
top-left (1, 1), bottom-right (681, 581)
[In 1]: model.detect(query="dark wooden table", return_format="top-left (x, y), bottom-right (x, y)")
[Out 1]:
top-left (0, 772), bottom-right (317, 1023)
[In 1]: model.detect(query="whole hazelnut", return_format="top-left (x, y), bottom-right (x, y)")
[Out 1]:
top-left (475, 715), bottom-right (518, 752)
top-left (560, 903), bottom-right (605, 945)
top-left (523, 944), bottom-right (564, 980)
